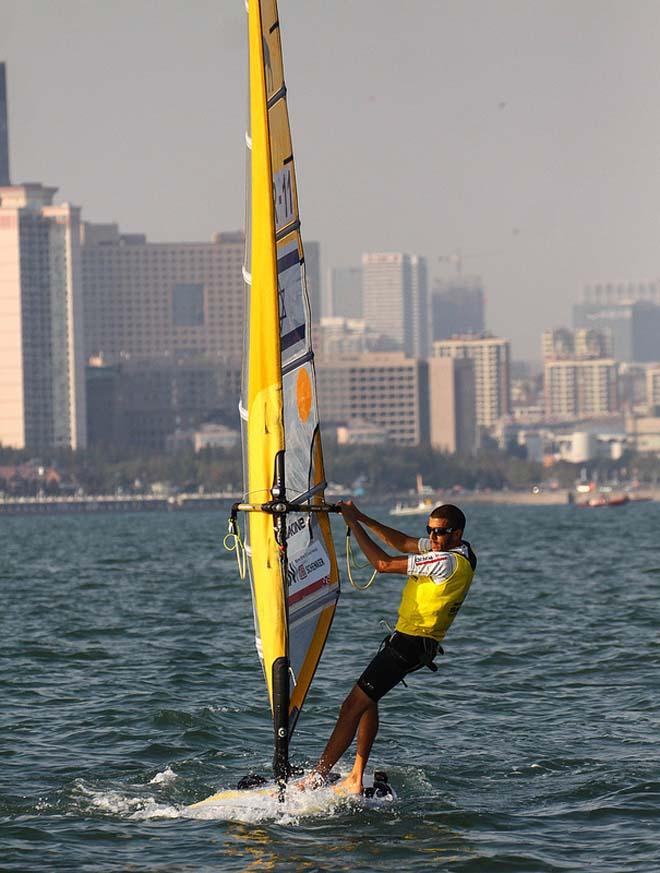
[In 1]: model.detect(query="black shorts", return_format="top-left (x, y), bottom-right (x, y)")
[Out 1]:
top-left (357, 631), bottom-right (442, 702)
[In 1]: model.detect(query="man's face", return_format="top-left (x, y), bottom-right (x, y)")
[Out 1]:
top-left (426, 516), bottom-right (463, 551)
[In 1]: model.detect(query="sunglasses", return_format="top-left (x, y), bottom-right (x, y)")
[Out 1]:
top-left (426, 525), bottom-right (455, 537)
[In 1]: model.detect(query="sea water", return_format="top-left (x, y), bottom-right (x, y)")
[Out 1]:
top-left (1, 502), bottom-right (659, 871)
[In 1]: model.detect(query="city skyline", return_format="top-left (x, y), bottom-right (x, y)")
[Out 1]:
top-left (4, 1), bottom-right (660, 359)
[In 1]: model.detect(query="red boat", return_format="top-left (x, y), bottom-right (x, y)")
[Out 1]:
top-left (579, 495), bottom-right (630, 508)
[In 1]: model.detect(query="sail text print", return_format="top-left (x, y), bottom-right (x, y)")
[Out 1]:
top-left (286, 515), bottom-right (306, 539)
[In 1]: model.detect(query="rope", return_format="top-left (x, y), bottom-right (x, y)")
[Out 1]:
top-left (223, 518), bottom-right (247, 579)
top-left (345, 528), bottom-right (378, 590)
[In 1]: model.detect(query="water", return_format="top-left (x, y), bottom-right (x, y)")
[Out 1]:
top-left (1, 502), bottom-right (659, 871)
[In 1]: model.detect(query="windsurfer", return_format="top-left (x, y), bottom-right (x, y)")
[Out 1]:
top-left (300, 499), bottom-right (476, 795)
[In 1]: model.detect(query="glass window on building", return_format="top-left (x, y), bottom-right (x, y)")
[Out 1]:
top-left (172, 283), bottom-right (205, 327)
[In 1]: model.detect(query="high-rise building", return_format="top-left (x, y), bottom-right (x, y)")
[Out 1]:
top-left (0, 63), bottom-right (9, 187)
top-left (430, 277), bottom-right (484, 342)
top-left (544, 359), bottom-right (619, 419)
top-left (432, 334), bottom-right (510, 428)
top-left (316, 353), bottom-right (429, 446)
top-left (362, 252), bottom-right (429, 358)
top-left (0, 184), bottom-right (87, 449)
top-left (81, 223), bottom-right (244, 363)
top-left (328, 266), bottom-right (362, 319)
top-left (573, 300), bottom-right (660, 362)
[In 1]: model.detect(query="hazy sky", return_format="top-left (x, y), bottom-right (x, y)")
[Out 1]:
top-left (3, 0), bottom-right (660, 359)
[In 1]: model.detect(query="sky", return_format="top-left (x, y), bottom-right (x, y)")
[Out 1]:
top-left (3, 0), bottom-right (660, 360)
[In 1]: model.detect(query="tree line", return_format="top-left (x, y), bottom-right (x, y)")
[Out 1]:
top-left (1, 440), bottom-right (658, 497)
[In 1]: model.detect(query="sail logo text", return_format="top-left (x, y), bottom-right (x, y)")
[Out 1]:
top-left (287, 516), bottom-right (307, 539)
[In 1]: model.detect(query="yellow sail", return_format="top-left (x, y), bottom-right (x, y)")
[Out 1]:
top-left (243, 0), bottom-right (340, 739)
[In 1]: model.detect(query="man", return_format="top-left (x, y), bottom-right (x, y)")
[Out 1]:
top-left (302, 499), bottom-right (476, 795)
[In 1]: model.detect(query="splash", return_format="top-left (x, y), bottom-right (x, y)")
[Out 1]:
top-left (181, 782), bottom-right (391, 825)
top-left (72, 780), bottom-right (180, 820)
top-left (149, 766), bottom-right (177, 785)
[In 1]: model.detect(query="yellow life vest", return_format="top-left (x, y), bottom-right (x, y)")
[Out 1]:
top-left (395, 551), bottom-right (475, 641)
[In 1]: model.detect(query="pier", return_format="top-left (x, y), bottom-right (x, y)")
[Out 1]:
top-left (0, 492), bottom-right (238, 515)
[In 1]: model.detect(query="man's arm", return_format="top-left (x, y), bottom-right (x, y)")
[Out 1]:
top-left (340, 500), bottom-right (420, 554)
top-left (339, 504), bottom-right (409, 574)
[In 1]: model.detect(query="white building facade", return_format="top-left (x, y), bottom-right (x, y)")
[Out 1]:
top-left (0, 184), bottom-right (87, 450)
top-left (544, 359), bottom-right (619, 419)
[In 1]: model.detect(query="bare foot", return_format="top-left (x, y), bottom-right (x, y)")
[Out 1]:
top-left (333, 773), bottom-right (363, 796)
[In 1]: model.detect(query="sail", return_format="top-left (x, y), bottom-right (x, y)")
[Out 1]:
top-left (242, 0), bottom-right (340, 736)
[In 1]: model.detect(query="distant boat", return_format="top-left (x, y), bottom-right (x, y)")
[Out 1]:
top-left (578, 494), bottom-right (630, 508)
top-left (390, 498), bottom-right (436, 517)
top-left (390, 474), bottom-right (437, 516)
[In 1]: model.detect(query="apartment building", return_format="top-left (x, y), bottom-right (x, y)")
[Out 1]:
top-left (316, 353), bottom-right (429, 446)
top-left (0, 183), bottom-right (87, 450)
top-left (544, 359), bottom-right (619, 419)
top-left (432, 334), bottom-right (510, 428)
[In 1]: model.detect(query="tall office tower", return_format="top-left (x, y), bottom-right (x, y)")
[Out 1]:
top-left (81, 224), bottom-right (244, 363)
top-left (316, 353), bottom-right (430, 446)
top-left (542, 327), bottom-right (613, 360)
top-left (0, 184), bottom-right (87, 449)
top-left (303, 240), bottom-right (321, 322)
top-left (582, 280), bottom-right (660, 306)
top-left (573, 300), bottom-right (660, 362)
top-left (427, 357), bottom-right (477, 454)
top-left (432, 334), bottom-right (510, 428)
top-left (544, 359), bottom-right (619, 419)
top-left (430, 276), bottom-right (484, 341)
top-left (0, 64), bottom-right (9, 186)
top-left (329, 266), bottom-right (362, 318)
top-left (362, 252), bottom-right (429, 358)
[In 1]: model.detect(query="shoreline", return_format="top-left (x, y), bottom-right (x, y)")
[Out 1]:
top-left (391, 489), bottom-right (659, 507)
top-left (1, 489), bottom-right (657, 515)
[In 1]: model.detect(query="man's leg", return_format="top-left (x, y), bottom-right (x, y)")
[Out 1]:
top-left (304, 684), bottom-right (374, 785)
top-left (335, 701), bottom-right (379, 794)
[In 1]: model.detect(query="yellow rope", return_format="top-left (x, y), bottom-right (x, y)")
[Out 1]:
top-left (223, 519), bottom-right (247, 579)
top-left (345, 528), bottom-right (378, 591)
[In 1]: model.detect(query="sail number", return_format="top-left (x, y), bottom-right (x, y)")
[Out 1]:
top-left (273, 167), bottom-right (295, 230)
